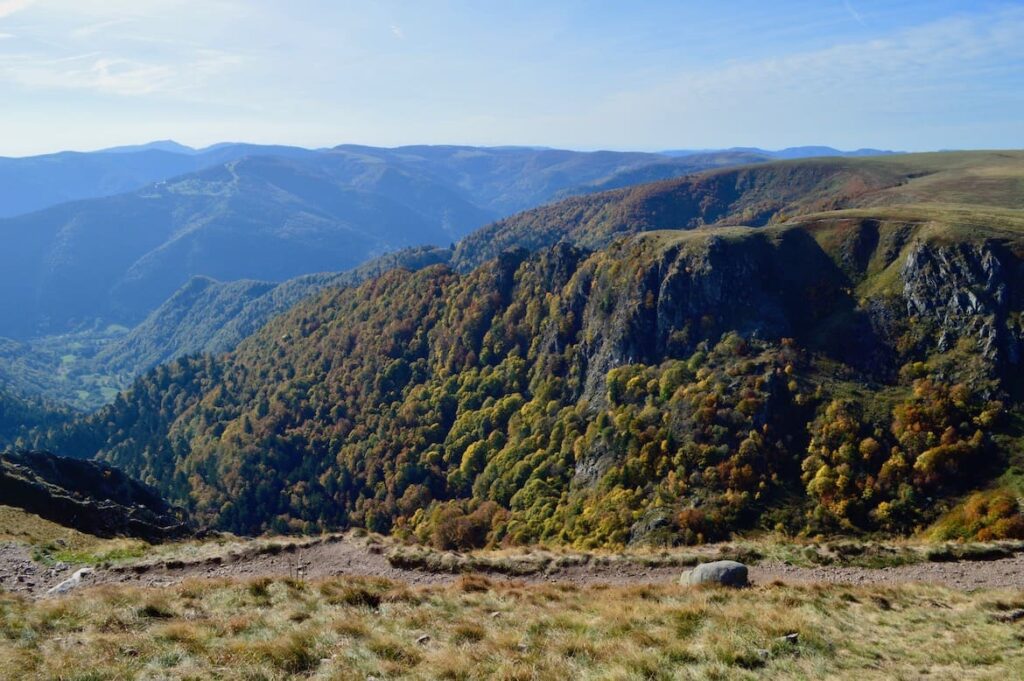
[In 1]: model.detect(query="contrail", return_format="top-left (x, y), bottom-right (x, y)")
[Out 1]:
top-left (843, 0), bottom-right (867, 26)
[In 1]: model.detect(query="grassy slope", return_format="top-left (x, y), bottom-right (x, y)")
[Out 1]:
top-left (454, 150), bottom-right (1024, 270)
top-left (0, 505), bottom-right (148, 565)
top-left (1, 575), bottom-right (1021, 679)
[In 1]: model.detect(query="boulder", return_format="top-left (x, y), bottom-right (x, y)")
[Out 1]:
top-left (682, 560), bottom-right (749, 587)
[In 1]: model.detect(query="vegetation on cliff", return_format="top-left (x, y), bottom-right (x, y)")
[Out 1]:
top-left (37, 169), bottom-right (1024, 545)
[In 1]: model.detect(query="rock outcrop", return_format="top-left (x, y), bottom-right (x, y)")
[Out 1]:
top-left (901, 240), bottom-right (1023, 372)
top-left (0, 450), bottom-right (192, 542)
top-left (575, 229), bottom-right (847, 405)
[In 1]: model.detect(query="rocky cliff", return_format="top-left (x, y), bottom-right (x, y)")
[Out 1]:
top-left (0, 450), bottom-right (193, 542)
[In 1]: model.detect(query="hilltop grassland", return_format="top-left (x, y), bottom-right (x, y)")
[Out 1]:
top-left (1, 574), bottom-right (1022, 680)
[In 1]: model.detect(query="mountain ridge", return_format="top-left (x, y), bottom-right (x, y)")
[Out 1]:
top-left (32, 151), bottom-right (1024, 547)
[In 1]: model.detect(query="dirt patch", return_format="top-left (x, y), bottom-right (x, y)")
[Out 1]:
top-left (4, 535), bottom-right (1024, 599)
top-left (0, 543), bottom-right (75, 595)
top-left (752, 555), bottom-right (1024, 591)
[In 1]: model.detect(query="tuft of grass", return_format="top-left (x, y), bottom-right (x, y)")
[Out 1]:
top-left (241, 630), bottom-right (323, 674)
top-left (451, 622), bottom-right (486, 644)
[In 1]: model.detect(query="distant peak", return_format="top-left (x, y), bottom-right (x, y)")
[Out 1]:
top-left (99, 140), bottom-right (199, 155)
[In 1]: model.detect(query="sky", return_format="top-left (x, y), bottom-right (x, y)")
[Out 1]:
top-left (0, 0), bottom-right (1021, 156)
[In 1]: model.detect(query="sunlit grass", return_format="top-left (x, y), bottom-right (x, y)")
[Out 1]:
top-left (1, 574), bottom-right (1022, 679)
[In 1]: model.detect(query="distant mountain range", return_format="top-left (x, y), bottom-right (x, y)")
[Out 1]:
top-left (0, 143), bottom-right (775, 340)
top-left (0, 143), bottom-right (317, 219)
top-left (660, 145), bottom-right (901, 159)
top-left (0, 140), bottom-right (915, 409)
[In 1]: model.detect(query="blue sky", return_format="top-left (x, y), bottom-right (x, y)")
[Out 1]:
top-left (0, 0), bottom-right (1021, 155)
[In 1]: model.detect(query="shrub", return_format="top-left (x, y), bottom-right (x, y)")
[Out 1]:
top-left (929, 489), bottom-right (1024, 541)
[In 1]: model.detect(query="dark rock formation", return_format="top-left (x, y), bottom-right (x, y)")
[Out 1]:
top-left (0, 450), bottom-right (193, 542)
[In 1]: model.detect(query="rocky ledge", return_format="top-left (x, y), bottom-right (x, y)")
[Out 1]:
top-left (0, 449), bottom-right (193, 542)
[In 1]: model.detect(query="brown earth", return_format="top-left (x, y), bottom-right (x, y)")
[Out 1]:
top-left (3, 535), bottom-right (1024, 599)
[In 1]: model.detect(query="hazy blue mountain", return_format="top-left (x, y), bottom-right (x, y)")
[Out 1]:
top-left (0, 144), bottom-right (767, 338)
top-left (0, 142), bottom-right (776, 408)
top-left (327, 145), bottom-right (764, 215)
top-left (660, 146), bottom-right (900, 159)
top-left (0, 143), bottom-right (315, 218)
top-left (0, 153), bottom-right (487, 338)
top-left (0, 246), bottom-right (453, 411)
top-left (93, 245), bottom-right (453, 383)
top-left (98, 140), bottom-right (201, 155)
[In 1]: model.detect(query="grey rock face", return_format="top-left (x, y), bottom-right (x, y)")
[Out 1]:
top-left (683, 560), bottom-right (749, 587)
top-left (577, 230), bottom-right (845, 405)
top-left (901, 240), bottom-right (1023, 370)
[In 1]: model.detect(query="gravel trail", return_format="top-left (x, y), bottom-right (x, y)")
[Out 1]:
top-left (3, 538), bottom-right (1023, 598)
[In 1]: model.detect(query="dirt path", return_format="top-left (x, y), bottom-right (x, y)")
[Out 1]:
top-left (3, 537), bottom-right (1024, 598)
top-left (751, 557), bottom-right (1024, 591)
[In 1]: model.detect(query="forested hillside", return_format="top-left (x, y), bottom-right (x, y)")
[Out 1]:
top-left (0, 247), bottom-right (452, 411)
top-left (0, 384), bottom-right (67, 446)
top-left (0, 144), bottom-right (771, 408)
top-left (37, 151), bottom-right (1024, 546)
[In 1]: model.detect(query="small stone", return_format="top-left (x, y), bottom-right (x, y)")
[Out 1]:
top-left (994, 609), bottom-right (1024, 623)
top-left (416, 634), bottom-right (431, 645)
top-left (779, 633), bottom-right (799, 645)
top-left (46, 568), bottom-right (93, 595)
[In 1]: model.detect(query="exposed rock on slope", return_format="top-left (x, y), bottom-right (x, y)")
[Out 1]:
top-left (901, 241), bottom-right (1023, 370)
top-left (0, 450), bottom-right (192, 542)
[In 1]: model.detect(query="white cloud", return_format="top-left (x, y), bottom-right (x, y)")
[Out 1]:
top-left (0, 0), bottom-right (33, 19)
top-left (390, 24), bottom-right (405, 40)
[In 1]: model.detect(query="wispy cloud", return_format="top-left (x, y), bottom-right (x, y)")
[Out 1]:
top-left (390, 24), bottom-right (405, 40)
top-left (0, 49), bottom-right (243, 96)
top-left (575, 5), bottom-right (1024, 150)
top-left (842, 0), bottom-right (866, 27)
top-left (71, 18), bottom-right (136, 39)
top-left (0, 0), bottom-right (33, 19)
top-left (619, 7), bottom-right (1024, 106)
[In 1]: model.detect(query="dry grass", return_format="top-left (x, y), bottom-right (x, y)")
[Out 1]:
top-left (1, 574), bottom-right (1022, 679)
top-left (385, 535), bottom-right (1024, 576)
